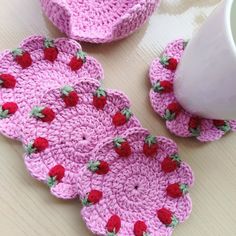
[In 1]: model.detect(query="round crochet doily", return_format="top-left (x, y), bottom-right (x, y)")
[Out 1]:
top-left (21, 78), bottom-right (141, 199)
top-left (0, 35), bottom-right (103, 140)
top-left (40, 0), bottom-right (160, 43)
top-left (149, 39), bottom-right (236, 142)
top-left (78, 127), bottom-right (194, 236)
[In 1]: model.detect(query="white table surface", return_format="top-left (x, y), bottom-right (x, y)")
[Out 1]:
top-left (1, 0), bottom-right (236, 235)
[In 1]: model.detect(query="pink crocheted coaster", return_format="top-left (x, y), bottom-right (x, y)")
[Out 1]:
top-left (149, 39), bottom-right (236, 142)
top-left (0, 35), bottom-right (103, 140)
top-left (40, 0), bottom-right (160, 43)
top-left (78, 127), bottom-right (194, 236)
top-left (21, 78), bottom-right (141, 199)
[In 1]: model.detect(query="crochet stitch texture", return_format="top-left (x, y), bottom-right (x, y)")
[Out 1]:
top-left (0, 35), bottom-right (195, 234)
top-left (21, 78), bottom-right (141, 199)
top-left (40, 0), bottom-right (160, 43)
top-left (0, 35), bottom-right (103, 140)
top-left (78, 127), bottom-right (194, 236)
top-left (149, 39), bottom-right (236, 142)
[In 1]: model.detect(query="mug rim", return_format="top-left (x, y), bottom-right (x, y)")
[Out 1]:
top-left (227, 0), bottom-right (236, 56)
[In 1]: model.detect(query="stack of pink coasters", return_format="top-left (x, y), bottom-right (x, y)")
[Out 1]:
top-left (149, 39), bottom-right (236, 142)
top-left (40, 0), bottom-right (160, 43)
top-left (0, 35), bottom-right (194, 235)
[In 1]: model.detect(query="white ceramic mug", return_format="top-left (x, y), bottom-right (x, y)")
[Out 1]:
top-left (174, 0), bottom-right (236, 120)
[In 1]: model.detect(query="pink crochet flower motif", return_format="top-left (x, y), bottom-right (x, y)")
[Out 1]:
top-left (40, 0), bottom-right (160, 43)
top-left (78, 127), bottom-right (194, 236)
top-left (21, 78), bottom-right (141, 199)
top-left (0, 35), bottom-right (103, 140)
top-left (149, 39), bottom-right (236, 142)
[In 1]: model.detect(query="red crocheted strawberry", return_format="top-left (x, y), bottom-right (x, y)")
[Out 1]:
top-left (157, 208), bottom-right (179, 227)
top-left (167, 183), bottom-right (188, 198)
top-left (160, 56), bottom-right (178, 71)
top-left (68, 50), bottom-right (86, 71)
top-left (113, 138), bottom-right (131, 158)
top-left (25, 137), bottom-right (49, 154)
top-left (61, 85), bottom-right (79, 107)
top-left (143, 135), bottom-right (158, 157)
top-left (47, 164), bottom-right (65, 187)
top-left (213, 120), bottom-right (231, 132)
top-left (188, 117), bottom-right (201, 137)
top-left (161, 154), bottom-right (181, 173)
top-left (0, 74), bottom-right (16, 88)
top-left (12, 48), bottom-right (32, 68)
top-left (93, 87), bottom-right (107, 110)
top-left (164, 102), bottom-right (182, 121)
top-left (88, 160), bottom-right (109, 175)
top-left (134, 221), bottom-right (149, 236)
top-left (153, 80), bottom-right (173, 94)
top-left (106, 215), bottom-right (121, 236)
top-left (213, 120), bottom-right (225, 126)
top-left (0, 102), bottom-right (18, 119)
top-left (31, 106), bottom-right (55, 122)
top-left (112, 108), bottom-right (132, 126)
top-left (43, 38), bottom-right (58, 62)
top-left (82, 189), bottom-right (103, 206)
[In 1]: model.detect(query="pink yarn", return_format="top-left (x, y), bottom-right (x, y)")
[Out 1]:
top-left (78, 127), bottom-right (194, 236)
top-left (149, 39), bottom-right (236, 142)
top-left (0, 35), bottom-right (103, 140)
top-left (40, 0), bottom-right (160, 43)
top-left (21, 78), bottom-right (141, 199)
